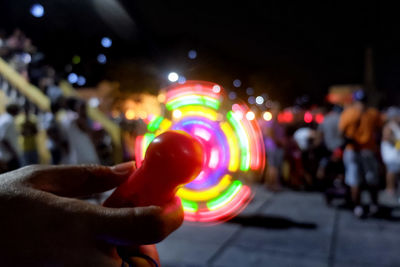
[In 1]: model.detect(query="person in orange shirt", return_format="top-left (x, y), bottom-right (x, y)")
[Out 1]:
top-left (339, 93), bottom-right (382, 218)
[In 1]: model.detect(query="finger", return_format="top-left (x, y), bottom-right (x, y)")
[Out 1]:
top-left (20, 162), bottom-right (135, 197)
top-left (117, 245), bottom-right (160, 267)
top-left (87, 197), bottom-right (184, 245)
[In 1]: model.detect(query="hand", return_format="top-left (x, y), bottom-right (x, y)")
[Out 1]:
top-left (0, 164), bottom-right (184, 267)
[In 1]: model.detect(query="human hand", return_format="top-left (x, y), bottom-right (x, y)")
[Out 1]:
top-left (0, 164), bottom-right (184, 267)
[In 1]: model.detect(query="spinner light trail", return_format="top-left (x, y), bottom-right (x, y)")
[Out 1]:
top-left (135, 81), bottom-right (265, 222)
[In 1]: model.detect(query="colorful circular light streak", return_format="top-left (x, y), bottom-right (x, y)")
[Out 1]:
top-left (135, 81), bottom-right (265, 223)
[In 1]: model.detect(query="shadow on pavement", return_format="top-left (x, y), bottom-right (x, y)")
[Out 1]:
top-left (227, 215), bottom-right (317, 230)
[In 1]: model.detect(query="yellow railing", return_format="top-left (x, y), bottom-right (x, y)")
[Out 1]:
top-left (0, 57), bottom-right (50, 111)
top-left (0, 57), bottom-right (122, 164)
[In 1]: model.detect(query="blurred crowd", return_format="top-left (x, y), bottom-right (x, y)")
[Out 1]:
top-left (2, 28), bottom-right (400, 220)
top-left (260, 96), bottom-right (400, 218)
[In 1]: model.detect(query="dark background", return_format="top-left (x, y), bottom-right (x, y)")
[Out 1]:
top-left (1, 0), bottom-right (399, 106)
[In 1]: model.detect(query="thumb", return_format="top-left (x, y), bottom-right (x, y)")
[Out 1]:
top-left (22, 162), bottom-right (135, 197)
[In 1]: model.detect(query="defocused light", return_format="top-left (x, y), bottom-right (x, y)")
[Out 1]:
top-left (101, 37), bottom-right (112, 48)
top-left (188, 50), bottom-right (197, 59)
top-left (168, 72), bottom-right (179, 82)
top-left (138, 111), bottom-right (147, 119)
top-left (157, 92), bottom-right (166, 103)
top-left (97, 54), bottom-right (107, 64)
top-left (233, 110), bottom-right (243, 120)
top-left (178, 76), bottom-right (186, 84)
top-left (228, 92), bottom-right (237, 100)
top-left (246, 111), bottom-right (255, 121)
top-left (77, 76), bottom-right (86, 86)
top-left (246, 87), bottom-right (254, 95)
top-left (263, 111), bottom-right (272, 121)
top-left (255, 96), bottom-right (264, 105)
top-left (304, 111), bottom-right (313, 123)
top-left (88, 97), bottom-right (100, 107)
top-left (248, 96), bottom-right (255, 105)
top-left (22, 53), bottom-right (31, 64)
top-left (125, 109), bottom-right (136, 120)
top-left (68, 73), bottom-right (78, 84)
top-left (315, 113), bottom-right (324, 124)
top-left (233, 79), bottom-right (241, 88)
top-left (30, 4), bottom-right (44, 18)
top-left (72, 55), bottom-right (81, 64)
top-left (172, 109), bottom-right (182, 119)
top-left (212, 85), bottom-right (221, 93)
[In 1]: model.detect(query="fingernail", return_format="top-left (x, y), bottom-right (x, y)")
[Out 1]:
top-left (111, 161), bottom-right (134, 175)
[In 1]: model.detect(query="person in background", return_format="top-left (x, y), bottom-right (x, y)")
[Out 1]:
top-left (62, 98), bottom-right (100, 164)
top-left (18, 103), bottom-right (39, 165)
top-left (0, 103), bottom-right (21, 173)
top-left (316, 105), bottom-right (344, 182)
top-left (381, 107), bottom-right (400, 202)
top-left (262, 103), bottom-right (285, 191)
top-left (43, 100), bottom-right (68, 165)
top-left (339, 92), bottom-right (382, 218)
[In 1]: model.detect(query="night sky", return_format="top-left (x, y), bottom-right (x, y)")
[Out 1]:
top-left (1, 0), bottom-right (399, 106)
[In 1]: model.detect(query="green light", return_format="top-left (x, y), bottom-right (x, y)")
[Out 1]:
top-left (143, 133), bottom-right (155, 154)
top-left (227, 111), bottom-right (250, 171)
top-left (147, 116), bottom-right (164, 132)
top-left (206, 180), bottom-right (242, 210)
top-left (166, 95), bottom-right (220, 111)
top-left (181, 198), bottom-right (198, 212)
top-left (72, 55), bottom-right (81, 64)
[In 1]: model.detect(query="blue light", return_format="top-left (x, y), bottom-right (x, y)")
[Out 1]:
top-left (233, 79), bottom-right (241, 88)
top-left (246, 87), bottom-right (254, 95)
top-left (101, 37), bottom-right (112, 48)
top-left (68, 73), bottom-right (78, 84)
top-left (97, 54), bottom-right (107, 64)
top-left (248, 96), bottom-right (255, 105)
top-left (188, 50), bottom-right (197, 59)
top-left (77, 76), bottom-right (86, 86)
top-left (178, 76), bottom-right (186, 84)
top-left (228, 91), bottom-right (237, 100)
top-left (30, 4), bottom-right (44, 18)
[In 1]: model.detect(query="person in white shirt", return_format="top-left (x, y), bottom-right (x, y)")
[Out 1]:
top-left (0, 103), bottom-right (21, 173)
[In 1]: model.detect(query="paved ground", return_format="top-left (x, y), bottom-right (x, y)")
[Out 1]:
top-left (157, 186), bottom-right (400, 267)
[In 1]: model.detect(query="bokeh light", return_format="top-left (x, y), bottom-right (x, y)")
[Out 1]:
top-left (101, 37), bottom-right (112, 48)
top-left (125, 109), bottom-right (136, 120)
top-left (97, 54), bottom-right (107, 64)
top-left (248, 96), bottom-right (255, 105)
top-left (263, 111), bottom-right (272, 121)
top-left (246, 111), bottom-right (255, 121)
top-left (233, 79), bottom-right (242, 88)
top-left (168, 72), bottom-right (179, 82)
top-left (246, 87), bottom-right (254, 95)
top-left (188, 50), bottom-right (197, 59)
top-left (67, 73), bottom-right (78, 84)
top-left (255, 96), bottom-right (264, 105)
top-left (228, 92), bottom-right (237, 100)
top-left (30, 4), bottom-right (44, 18)
top-left (304, 111), bottom-right (313, 123)
top-left (77, 76), bottom-right (86, 86)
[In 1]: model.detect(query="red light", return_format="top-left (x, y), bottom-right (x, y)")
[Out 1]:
top-left (304, 111), bottom-right (313, 123)
top-left (315, 114), bottom-right (324, 124)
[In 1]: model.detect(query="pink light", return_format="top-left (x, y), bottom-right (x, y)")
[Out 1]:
top-left (135, 136), bottom-right (144, 168)
top-left (194, 127), bottom-right (212, 141)
top-left (315, 113), bottom-right (324, 124)
top-left (165, 81), bottom-right (222, 103)
top-left (304, 111), bottom-right (313, 123)
top-left (208, 149), bottom-right (219, 169)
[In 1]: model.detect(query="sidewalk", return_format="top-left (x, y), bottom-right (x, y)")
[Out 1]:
top-left (157, 187), bottom-right (400, 267)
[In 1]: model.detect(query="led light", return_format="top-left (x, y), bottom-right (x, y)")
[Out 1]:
top-left (212, 85), bottom-right (221, 93)
top-left (97, 54), bottom-right (107, 64)
top-left (30, 4), bottom-right (44, 18)
top-left (246, 111), bottom-right (255, 121)
top-left (172, 109), bottom-right (182, 119)
top-left (304, 111), bottom-right (313, 123)
top-left (168, 72), bottom-right (179, 82)
top-left (263, 111), bottom-right (272, 121)
top-left (255, 96), bottom-right (264, 105)
top-left (101, 37), bottom-right (112, 48)
top-left (125, 109), bottom-right (136, 120)
top-left (67, 73), bottom-right (78, 84)
top-left (188, 50), bottom-right (197, 59)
